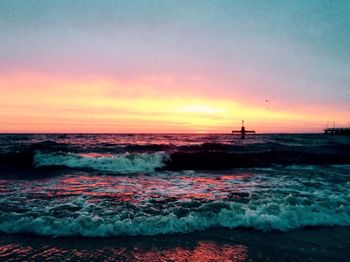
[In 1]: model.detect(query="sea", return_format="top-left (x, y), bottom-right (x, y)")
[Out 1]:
top-left (0, 133), bottom-right (349, 261)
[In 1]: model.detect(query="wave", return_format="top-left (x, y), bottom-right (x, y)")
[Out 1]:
top-left (31, 140), bottom-right (175, 153)
top-left (1, 149), bottom-right (350, 174)
top-left (164, 151), bottom-right (350, 170)
top-left (0, 152), bottom-right (33, 170)
top-left (0, 199), bottom-right (349, 237)
top-left (33, 151), bottom-right (169, 174)
top-left (27, 139), bottom-right (350, 154)
top-left (0, 137), bottom-right (349, 173)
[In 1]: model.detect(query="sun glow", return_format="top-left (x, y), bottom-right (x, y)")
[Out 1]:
top-left (0, 72), bottom-right (348, 133)
top-left (176, 104), bottom-right (226, 114)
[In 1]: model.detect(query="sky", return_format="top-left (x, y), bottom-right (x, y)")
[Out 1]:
top-left (0, 0), bottom-right (349, 133)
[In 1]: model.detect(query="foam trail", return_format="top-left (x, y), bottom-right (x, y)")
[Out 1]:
top-left (33, 151), bottom-right (169, 173)
top-left (0, 200), bottom-right (349, 237)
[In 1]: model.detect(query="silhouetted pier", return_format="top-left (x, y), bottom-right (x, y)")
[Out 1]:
top-left (232, 120), bottom-right (256, 139)
top-left (324, 128), bottom-right (350, 135)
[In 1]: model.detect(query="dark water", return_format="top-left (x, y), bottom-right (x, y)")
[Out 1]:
top-left (0, 133), bottom-right (350, 261)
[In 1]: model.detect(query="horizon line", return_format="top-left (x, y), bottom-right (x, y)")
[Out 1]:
top-left (0, 132), bottom-right (324, 135)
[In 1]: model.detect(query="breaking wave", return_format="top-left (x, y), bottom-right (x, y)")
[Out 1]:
top-left (0, 198), bottom-right (349, 237)
top-left (1, 148), bottom-right (350, 174)
top-left (33, 151), bottom-right (169, 174)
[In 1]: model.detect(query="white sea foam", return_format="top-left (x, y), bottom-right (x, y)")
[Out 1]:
top-left (33, 151), bottom-right (169, 174)
top-left (0, 195), bottom-right (349, 237)
top-left (1, 164), bottom-right (350, 237)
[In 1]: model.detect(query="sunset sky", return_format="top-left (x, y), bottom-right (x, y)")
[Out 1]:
top-left (1, 0), bottom-right (349, 133)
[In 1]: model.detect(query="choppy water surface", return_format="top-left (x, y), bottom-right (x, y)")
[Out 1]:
top-left (0, 134), bottom-right (350, 260)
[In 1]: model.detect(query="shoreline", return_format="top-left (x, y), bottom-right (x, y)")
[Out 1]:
top-left (1, 227), bottom-right (349, 261)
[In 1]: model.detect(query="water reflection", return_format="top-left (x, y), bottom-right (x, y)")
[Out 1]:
top-left (0, 235), bottom-right (247, 261)
top-left (0, 172), bottom-right (252, 205)
top-left (133, 242), bottom-right (247, 262)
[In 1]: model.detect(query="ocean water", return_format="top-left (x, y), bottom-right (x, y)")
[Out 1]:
top-left (0, 133), bottom-right (350, 261)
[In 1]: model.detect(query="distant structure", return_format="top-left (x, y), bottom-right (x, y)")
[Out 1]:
top-left (232, 120), bottom-right (256, 139)
top-left (324, 127), bottom-right (350, 135)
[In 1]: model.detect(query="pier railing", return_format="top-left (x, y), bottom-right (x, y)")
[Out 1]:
top-left (324, 128), bottom-right (350, 135)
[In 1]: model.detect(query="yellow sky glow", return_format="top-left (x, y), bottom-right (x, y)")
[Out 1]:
top-left (0, 72), bottom-right (348, 133)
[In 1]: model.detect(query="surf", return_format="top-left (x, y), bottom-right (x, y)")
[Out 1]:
top-left (33, 151), bottom-right (169, 174)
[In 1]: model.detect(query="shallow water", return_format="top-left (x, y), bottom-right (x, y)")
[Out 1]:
top-left (0, 227), bottom-right (349, 261)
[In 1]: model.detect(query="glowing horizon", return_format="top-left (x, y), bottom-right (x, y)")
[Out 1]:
top-left (1, 1), bottom-right (349, 133)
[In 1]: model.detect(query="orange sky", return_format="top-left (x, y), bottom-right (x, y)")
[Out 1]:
top-left (1, 2), bottom-right (349, 133)
top-left (1, 72), bottom-right (348, 133)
